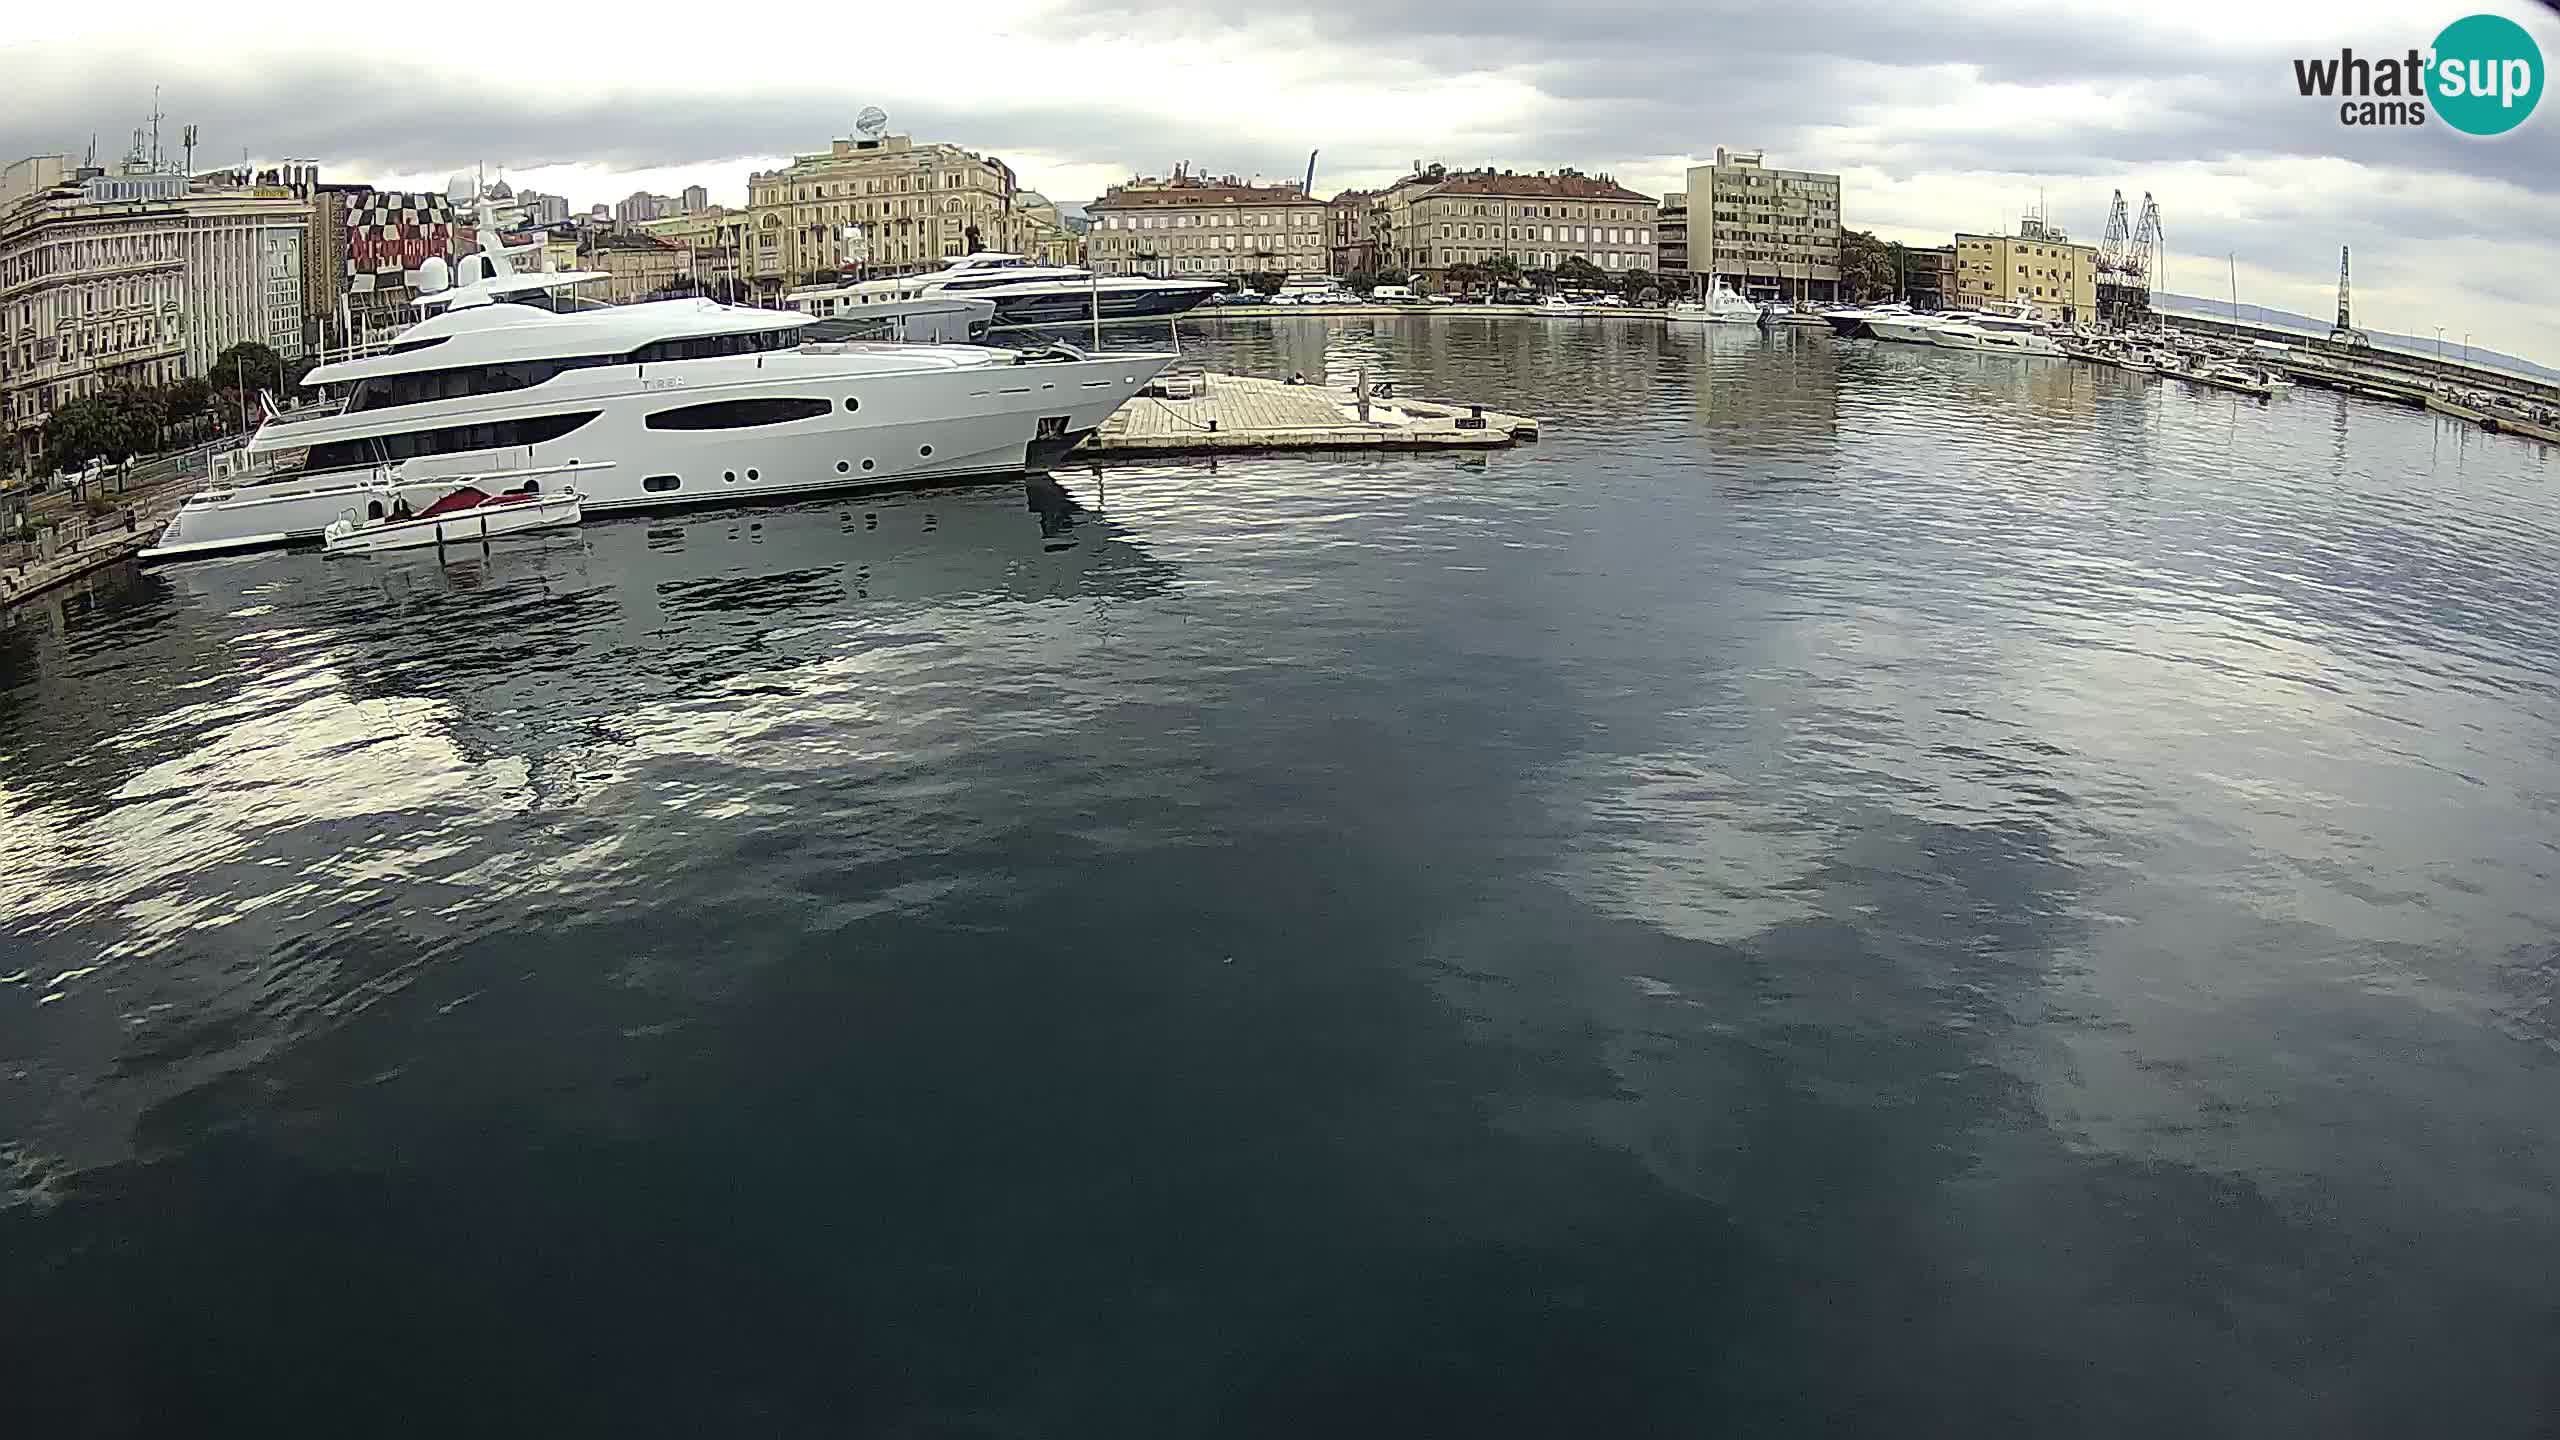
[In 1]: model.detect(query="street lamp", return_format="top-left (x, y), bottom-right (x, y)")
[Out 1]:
top-left (2435, 326), bottom-right (2445, 361)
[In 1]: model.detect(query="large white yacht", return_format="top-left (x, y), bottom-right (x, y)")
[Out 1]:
top-left (795, 253), bottom-right (1225, 329)
top-left (147, 288), bottom-right (1173, 558)
top-left (1823, 300), bottom-right (1914, 338)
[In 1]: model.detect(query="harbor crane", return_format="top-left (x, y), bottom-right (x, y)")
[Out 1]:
top-left (2095, 190), bottom-right (2164, 330)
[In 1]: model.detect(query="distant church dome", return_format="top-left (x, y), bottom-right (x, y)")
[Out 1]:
top-left (487, 177), bottom-right (515, 200)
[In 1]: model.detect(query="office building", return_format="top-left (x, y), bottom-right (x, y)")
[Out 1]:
top-left (1686, 147), bottom-right (1841, 302)
top-left (1953, 214), bottom-right (2096, 322)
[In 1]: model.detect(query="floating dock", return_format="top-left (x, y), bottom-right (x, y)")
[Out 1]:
top-left (1078, 372), bottom-right (1539, 458)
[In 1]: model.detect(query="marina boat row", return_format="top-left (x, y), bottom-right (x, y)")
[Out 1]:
top-left (1851, 303), bottom-right (2065, 355)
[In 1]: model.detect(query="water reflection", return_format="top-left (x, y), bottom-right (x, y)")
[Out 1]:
top-left (7, 318), bottom-right (2560, 1434)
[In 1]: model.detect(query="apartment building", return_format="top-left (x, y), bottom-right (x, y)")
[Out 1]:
top-left (1328, 187), bottom-right (1379, 275)
top-left (1686, 147), bottom-right (1842, 302)
top-left (1899, 244), bottom-right (1956, 310)
top-left (2, 154), bottom-right (306, 470)
top-left (1085, 169), bottom-right (1328, 279)
top-left (582, 232), bottom-right (692, 303)
top-left (1953, 215), bottom-right (2095, 322)
top-left (1369, 167), bottom-right (1658, 290)
top-left (636, 207), bottom-right (752, 296)
top-left (747, 130), bottom-right (1049, 291)
top-left (1657, 192), bottom-right (1689, 287)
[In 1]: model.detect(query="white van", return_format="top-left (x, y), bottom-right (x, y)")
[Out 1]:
top-left (1370, 285), bottom-right (1418, 303)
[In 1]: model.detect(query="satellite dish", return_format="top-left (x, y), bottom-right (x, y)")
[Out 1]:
top-left (416, 255), bottom-right (451, 295)
top-left (445, 172), bottom-right (477, 206)
top-left (856, 107), bottom-right (889, 140)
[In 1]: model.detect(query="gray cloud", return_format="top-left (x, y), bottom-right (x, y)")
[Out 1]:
top-left (4, 0), bottom-right (2553, 359)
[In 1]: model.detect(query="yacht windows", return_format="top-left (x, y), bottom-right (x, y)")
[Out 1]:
top-left (628, 329), bottom-right (799, 364)
top-left (644, 397), bottom-right (831, 430)
top-left (338, 328), bottom-right (801, 415)
top-left (303, 411), bottom-right (602, 471)
top-left (344, 353), bottom-right (621, 412)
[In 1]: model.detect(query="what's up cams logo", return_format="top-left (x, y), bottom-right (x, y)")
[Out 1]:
top-left (2292, 12), bottom-right (2545, 134)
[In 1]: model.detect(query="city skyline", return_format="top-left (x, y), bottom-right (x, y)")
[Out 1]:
top-left (6, 0), bottom-right (2555, 360)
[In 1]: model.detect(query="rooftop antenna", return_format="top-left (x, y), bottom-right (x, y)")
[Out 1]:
top-left (150, 86), bottom-right (164, 171)
top-left (181, 124), bottom-right (197, 179)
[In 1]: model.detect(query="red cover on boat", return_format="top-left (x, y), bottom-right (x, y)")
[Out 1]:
top-left (414, 485), bottom-right (491, 519)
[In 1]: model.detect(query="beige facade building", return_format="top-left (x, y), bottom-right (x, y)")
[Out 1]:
top-left (636, 206), bottom-right (752, 295)
top-left (582, 232), bottom-right (693, 303)
top-left (1327, 187), bottom-right (1379, 276)
top-left (1368, 167), bottom-right (1657, 291)
top-left (1009, 192), bottom-right (1081, 268)
top-left (2, 154), bottom-right (307, 472)
top-left (1086, 170), bottom-right (1327, 280)
top-left (747, 131), bottom-right (1054, 292)
top-left (1953, 215), bottom-right (2096, 323)
top-left (1686, 147), bottom-right (1842, 302)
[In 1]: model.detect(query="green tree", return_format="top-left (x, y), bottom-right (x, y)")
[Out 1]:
top-left (209, 340), bottom-right (287, 397)
top-left (1620, 267), bottom-right (1658, 303)
top-left (1443, 262), bottom-right (1486, 297)
top-left (164, 375), bottom-right (213, 420)
top-left (1241, 270), bottom-right (1286, 297)
top-left (1525, 267), bottom-right (1558, 294)
top-left (1838, 229), bottom-right (1897, 302)
top-left (41, 391), bottom-right (158, 471)
top-left (1486, 255), bottom-right (1524, 286)
top-left (1554, 256), bottom-right (1610, 293)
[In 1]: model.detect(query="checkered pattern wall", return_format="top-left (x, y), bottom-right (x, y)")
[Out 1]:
top-left (344, 192), bottom-right (459, 293)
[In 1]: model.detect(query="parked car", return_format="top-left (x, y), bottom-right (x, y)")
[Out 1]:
top-left (1425, 295), bottom-right (1457, 306)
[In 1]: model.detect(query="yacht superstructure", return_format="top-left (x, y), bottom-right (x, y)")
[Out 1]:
top-left (800, 252), bottom-right (1225, 329)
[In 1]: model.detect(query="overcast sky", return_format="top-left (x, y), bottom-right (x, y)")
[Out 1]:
top-left (6, 1), bottom-right (2555, 358)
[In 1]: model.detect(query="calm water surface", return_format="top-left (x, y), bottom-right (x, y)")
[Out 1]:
top-left (6, 318), bottom-right (2559, 1435)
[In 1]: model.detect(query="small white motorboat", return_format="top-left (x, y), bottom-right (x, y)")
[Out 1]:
top-left (323, 485), bottom-right (584, 555)
top-left (1666, 279), bottom-right (1766, 325)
